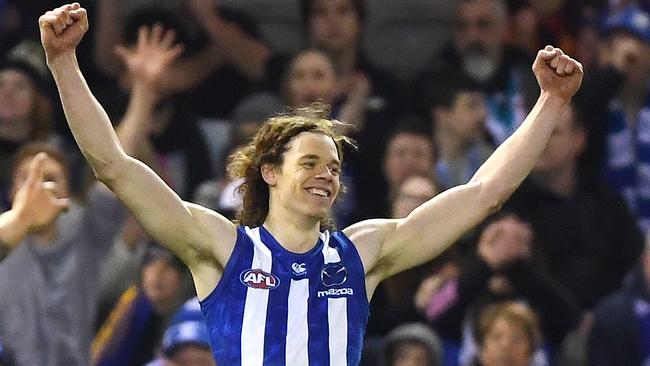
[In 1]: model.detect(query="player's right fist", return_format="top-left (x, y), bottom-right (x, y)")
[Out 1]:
top-left (39, 3), bottom-right (89, 61)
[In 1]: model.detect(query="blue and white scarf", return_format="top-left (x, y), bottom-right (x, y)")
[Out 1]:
top-left (605, 83), bottom-right (650, 233)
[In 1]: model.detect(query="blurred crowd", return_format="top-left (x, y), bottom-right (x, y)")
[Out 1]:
top-left (0, 0), bottom-right (649, 365)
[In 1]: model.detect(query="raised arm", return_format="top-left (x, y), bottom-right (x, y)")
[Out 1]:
top-left (188, 0), bottom-right (270, 81)
top-left (347, 46), bottom-right (583, 284)
top-left (38, 4), bottom-right (236, 292)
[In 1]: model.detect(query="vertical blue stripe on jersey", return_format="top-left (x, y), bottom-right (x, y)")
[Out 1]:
top-left (262, 257), bottom-right (290, 365)
top-left (307, 252), bottom-right (329, 366)
top-left (200, 227), bottom-right (253, 365)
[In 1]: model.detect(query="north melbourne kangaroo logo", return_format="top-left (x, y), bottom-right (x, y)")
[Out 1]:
top-left (320, 263), bottom-right (348, 287)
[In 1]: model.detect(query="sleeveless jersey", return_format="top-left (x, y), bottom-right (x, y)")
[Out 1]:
top-left (199, 226), bottom-right (369, 365)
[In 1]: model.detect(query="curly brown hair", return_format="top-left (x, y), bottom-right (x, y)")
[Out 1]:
top-left (227, 102), bottom-right (355, 230)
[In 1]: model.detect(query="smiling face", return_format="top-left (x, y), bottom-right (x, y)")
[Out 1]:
top-left (264, 131), bottom-right (341, 221)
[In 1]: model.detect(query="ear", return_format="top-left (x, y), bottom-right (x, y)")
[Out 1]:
top-left (261, 163), bottom-right (278, 186)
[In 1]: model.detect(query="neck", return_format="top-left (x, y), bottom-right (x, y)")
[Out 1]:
top-left (531, 164), bottom-right (577, 197)
top-left (264, 204), bottom-right (322, 253)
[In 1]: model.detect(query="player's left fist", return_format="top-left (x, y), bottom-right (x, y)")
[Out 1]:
top-left (533, 45), bottom-right (584, 101)
top-left (39, 3), bottom-right (89, 61)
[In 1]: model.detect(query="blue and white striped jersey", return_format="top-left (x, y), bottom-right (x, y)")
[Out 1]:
top-left (199, 225), bottom-right (369, 365)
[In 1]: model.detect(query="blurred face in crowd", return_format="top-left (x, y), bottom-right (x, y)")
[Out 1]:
top-left (391, 341), bottom-right (431, 366)
top-left (533, 106), bottom-right (585, 174)
top-left (286, 50), bottom-right (338, 107)
top-left (392, 175), bottom-right (438, 219)
top-left (479, 317), bottom-right (533, 366)
top-left (434, 91), bottom-right (487, 142)
top-left (166, 345), bottom-right (216, 366)
top-left (453, 0), bottom-right (508, 81)
top-left (0, 68), bottom-right (38, 141)
top-left (607, 32), bottom-right (650, 82)
top-left (11, 155), bottom-right (69, 205)
top-left (308, 0), bottom-right (361, 54)
top-left (142, 258), bottom-right (184, 314)
top-left (384, 132), bottom-right (434, 189)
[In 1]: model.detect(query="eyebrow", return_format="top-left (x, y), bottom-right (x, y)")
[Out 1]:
top-left (298, 154), bottom-right (340, 166)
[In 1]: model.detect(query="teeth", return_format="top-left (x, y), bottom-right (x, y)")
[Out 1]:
top-left (308, 188), bottom-right (329, 197)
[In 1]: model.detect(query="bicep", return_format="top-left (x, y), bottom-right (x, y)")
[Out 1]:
top-left (105, 156), bottom-right (235, 265)
top-left (381, 183), bottom-right (496, 277)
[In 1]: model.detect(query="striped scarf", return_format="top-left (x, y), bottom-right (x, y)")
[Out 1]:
top-left (91, 286), bottom-right (155, 366)
top-left (605, 84), bottom-right (650, 233)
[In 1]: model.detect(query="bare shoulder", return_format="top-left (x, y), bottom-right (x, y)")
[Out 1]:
top-left (342, 218), bottom-right (398, 275)
top-left (185, 202), bottom-right (238, 266)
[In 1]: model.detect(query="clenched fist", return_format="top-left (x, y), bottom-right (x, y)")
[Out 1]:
top-left (533, 46), bottom-right (584, 101)
top-left (39, 3), bottom-right (89, 62)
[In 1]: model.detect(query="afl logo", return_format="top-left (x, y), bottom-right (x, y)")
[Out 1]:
top-left (240, 269), bottom-right (280, 290)
top-left (320, 263), bottom-right (348, 287)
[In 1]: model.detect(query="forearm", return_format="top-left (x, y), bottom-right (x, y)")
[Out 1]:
top-left (93, 0), bottom-right (124, 76)
top-left (116, 82), bottom-right (156, 158)
top-left (49, 53), bottom-right (128, 180)
top-left (201, 16), bottom-right (269, 80)
top-left (0, 210), bottom-right (31, 249)
top-left (470, 92), bottom-right (569, 204)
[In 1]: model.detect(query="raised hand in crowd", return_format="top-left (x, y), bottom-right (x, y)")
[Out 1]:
top-left (0, 153), bottom-right (69, 252)
top-left (338, 71), bottom-right (371, 134)
top-left (115, 25), bottom-right (183, 100)
top-left (115, 25), bottom-right (183, 163)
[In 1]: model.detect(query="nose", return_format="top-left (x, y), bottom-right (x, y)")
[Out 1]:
top-left (315, 166), bottom-right (334, 181)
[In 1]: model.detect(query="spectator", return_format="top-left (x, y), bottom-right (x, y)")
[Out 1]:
top-left (374, 120), bottom-right (435, 218)
top-left (367, 175), bottom-right (439, 338)
top-left (575, 5), bottom-right (650, 234)
top-left (92, 247), bottom-right (189, 366)
top-left (0, 57), bottom-right (56, 206)
top-left (505, 103), bottom-right (644, 309)
top-left (427, 75), bottom-right (493, 190)
top-left (97, 24), bottom-right (189, 319)
top-left (0, 143), bottom-right (126, 366)
top-left (145, 297), bottom-right (215, 366)
top-left (276, 0), bottom-right (408, 222)
top-left (94, 0), bottom-right (270, 119)
top-left (473, 301), bottom-right (542, 366)
top-left (278, 47), bottom-right (372, 225)
top-left (418, 213), bottom-right (579, 364)
top-left (383, 323), bottom-right (444, 366)
top-left (415, 0), bottom-right (538, 144)
top-left (588, 246), bottom-right (650, 365)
